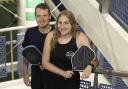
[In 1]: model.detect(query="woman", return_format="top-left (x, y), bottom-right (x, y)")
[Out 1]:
top-left (42, 10), bottom-right (98, 89)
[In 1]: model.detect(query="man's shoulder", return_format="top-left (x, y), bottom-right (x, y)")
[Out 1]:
top-left (26, 26), bottom-right (38, 32)
top-left (47, 30), bottom-right (54, 37)
top-left (28, 26), bottom-right (38, 30)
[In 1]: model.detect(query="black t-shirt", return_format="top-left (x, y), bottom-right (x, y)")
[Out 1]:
top-left (22, 26), bottom-right (53, 52)
top-left (22, 26), bottom-right (53, 70)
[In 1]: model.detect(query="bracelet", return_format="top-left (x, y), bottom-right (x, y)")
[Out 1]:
top-left (89, 63), bottom-right (94, 69)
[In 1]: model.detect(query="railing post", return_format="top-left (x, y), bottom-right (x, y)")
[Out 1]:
top-left (93, 73), bottom-right (98, 89)
top-left (10, 30), bottom-right (14, 80)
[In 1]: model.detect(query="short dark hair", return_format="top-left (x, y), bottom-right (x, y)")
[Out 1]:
top-left (35, 3), bottom-right (51, 16)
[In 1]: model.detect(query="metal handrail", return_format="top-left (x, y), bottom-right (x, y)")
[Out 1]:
top-left (0, 4), bottom-right (23, 21)
top-left (95, 69), bottom-right (128, 77)
top-left (93, 68), bottom-right (128, 89)
top-left (0, 21), bottom-right (56, 32)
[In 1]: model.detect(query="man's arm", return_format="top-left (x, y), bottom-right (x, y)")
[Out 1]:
top-left (23, 58), bottom-right (31, 86)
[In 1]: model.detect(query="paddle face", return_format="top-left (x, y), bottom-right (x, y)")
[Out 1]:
top-left (22, 45), bottom-right (42, 65)
top-left (71, 45), bottom-right (95, 71)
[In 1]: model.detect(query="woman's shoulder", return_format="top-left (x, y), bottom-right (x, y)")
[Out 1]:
top-left (46, 30), bottom-right (54, 38)
top-left (76, 31), bottom-right (90, 48)
top-left (76, 31), bottom-right (87, 38)
top-left (48, 30), bottom-right (54, 35)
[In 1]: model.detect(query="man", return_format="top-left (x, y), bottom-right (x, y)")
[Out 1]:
top-left (22, 3), bottom-right (53, 89)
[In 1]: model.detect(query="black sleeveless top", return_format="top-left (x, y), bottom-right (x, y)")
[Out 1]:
top-left (50, 37), bottom-right (78, 70)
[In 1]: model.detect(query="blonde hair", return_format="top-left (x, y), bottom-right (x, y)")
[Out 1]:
top-left (51, 10), bottom-right (77, 49)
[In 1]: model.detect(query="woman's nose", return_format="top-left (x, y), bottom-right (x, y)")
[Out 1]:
top-left (60, 24), bottom-right (65, 29)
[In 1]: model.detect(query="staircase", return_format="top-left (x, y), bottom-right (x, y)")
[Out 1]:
top-left (47, 0), bottom-right (128, 88)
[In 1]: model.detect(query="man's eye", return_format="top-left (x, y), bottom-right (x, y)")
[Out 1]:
top-left (36, 15), bottom-right (40, 17)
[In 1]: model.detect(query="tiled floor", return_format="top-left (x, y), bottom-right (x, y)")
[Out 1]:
top-left (0, 73), bottom-right (110, 89)
top-left (0, 78), bottom-right (31, 89)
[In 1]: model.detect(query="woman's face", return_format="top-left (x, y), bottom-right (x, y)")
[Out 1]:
top-left (57, 15), bottom-right (72, 36)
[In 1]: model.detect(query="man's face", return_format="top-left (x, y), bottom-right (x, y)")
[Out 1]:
top-left (35, 8), bottom-right (51, 28)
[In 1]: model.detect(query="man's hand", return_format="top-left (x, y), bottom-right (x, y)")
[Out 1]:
top-left (23, 73), bottom-right (31, 86)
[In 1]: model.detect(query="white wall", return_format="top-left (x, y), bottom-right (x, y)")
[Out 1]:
top-left (61, 0), bottom-right (128, 72)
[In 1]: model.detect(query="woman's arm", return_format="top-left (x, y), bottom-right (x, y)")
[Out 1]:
top-left (42, 31), bottom-right (74, 78)
top-left (76, 32), bottom-right (91, 48)
top-left (76, 32), bottom-right (99, 79)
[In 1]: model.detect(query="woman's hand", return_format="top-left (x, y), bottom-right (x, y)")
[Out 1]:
top-left (81, 65), bottom-right (93, 79)
top-left (61, 70), bottom-right (74, 79)
top-left (39, 65), bottom-right (44, 70)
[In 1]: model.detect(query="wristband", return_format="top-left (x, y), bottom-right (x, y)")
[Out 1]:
top-left (89, 63), bottom-right (94, 68)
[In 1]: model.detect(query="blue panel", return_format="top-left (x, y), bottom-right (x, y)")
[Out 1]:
top-left (102, 58), bottom-right (113, 69)
top-left (102, 58), bottom-right (128, 89)
top-left (0, 36), bottom-right (7, 78)
top-left (115, 77), bottom-right (128, 89)
top-left (111, 0), bottom-right (128, 30)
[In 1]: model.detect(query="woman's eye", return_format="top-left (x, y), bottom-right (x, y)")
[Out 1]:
top-left (64, 22), bottom-right (69, 25)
